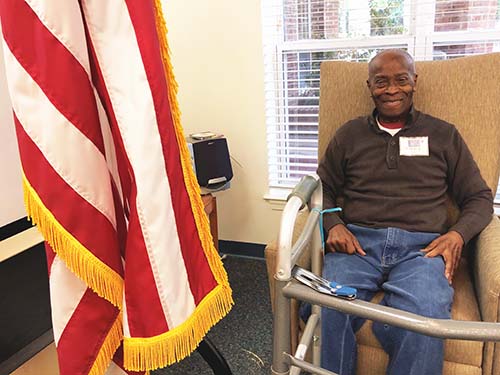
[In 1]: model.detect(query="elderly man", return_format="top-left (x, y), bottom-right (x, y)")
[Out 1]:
top-left (317, 49), bottom-right (493, 374)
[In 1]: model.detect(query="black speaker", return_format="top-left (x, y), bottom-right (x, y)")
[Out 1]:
top-left (187, 136), bottom-right (233, 189)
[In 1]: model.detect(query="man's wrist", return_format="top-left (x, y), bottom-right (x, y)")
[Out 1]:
top-left (447, 230), bottom-right (465, 245)
top-left (323, 214), bottom-right (344, 234)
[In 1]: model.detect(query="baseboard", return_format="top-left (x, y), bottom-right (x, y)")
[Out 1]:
top-left (219, 240), bottom-right (265, 259)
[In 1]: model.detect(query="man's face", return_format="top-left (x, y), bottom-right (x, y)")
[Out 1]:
top-left (367, 53), bottom-right (417, 122)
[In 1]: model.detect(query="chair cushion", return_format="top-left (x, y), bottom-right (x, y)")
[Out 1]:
top-left (356, 345), bottom-right (481, 375)
top-left (356, 258), bottom-right (483, 368)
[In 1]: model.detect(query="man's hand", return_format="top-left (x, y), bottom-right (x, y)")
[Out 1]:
top-left (421, 231), bottom-right (464, 283)
top-left (326, 224), bottom-right (366, 255)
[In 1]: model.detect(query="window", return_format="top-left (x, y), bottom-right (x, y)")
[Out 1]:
top-left (261, 0), bottom-right (500, 203)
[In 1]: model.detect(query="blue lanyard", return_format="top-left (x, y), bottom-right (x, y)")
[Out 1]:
top-left (311, 207), bottom-right (342, 249)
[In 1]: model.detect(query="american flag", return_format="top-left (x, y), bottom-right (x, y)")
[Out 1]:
top-left (0, 1), bottom-right (233, 374)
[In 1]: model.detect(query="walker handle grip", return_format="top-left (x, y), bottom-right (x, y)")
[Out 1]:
top-left (287, 175), bottom-right (320, 209)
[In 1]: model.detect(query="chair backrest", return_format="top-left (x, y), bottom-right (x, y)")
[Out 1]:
top-left (318, 53), bottom-right (500, 223)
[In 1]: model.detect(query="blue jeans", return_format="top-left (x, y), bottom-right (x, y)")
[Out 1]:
top-left (321, 224), bottom-right (454, 375)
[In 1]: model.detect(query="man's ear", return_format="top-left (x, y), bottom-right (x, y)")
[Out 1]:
top-left (413, 74), bottom-right (418, 92)
top-left (366, 80), bottom-right (374, 97)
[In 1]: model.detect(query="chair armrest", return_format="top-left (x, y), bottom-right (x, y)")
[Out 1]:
top-left (473, 215), bottom-right (500, 375)
top-left (265, 211), bottom-right (313, 311)
top-left (474, 215), bottom-right (500, 322)
top-left (265, 240), bottom-right (278, 311)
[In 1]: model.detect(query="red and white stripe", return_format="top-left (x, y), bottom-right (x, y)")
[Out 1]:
top-left (82, 0), bottom-right (197, 330)
top-left (46, 246), bottom-right (128, 375)
top-left (0, 0), bottom-right (231, 374)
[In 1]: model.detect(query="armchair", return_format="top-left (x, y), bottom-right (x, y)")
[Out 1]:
top-left (266, 53), bottom-right (500, 375)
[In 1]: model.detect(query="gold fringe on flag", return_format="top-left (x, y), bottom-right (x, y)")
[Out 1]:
top-left (121, 1), bottom-right (234, 371)
top-left (124, 285), bottom-right (232, 371)
top-left (22, 173), bottom-right (124, 309)
top-left (89, 314), bottom-right (124, 375)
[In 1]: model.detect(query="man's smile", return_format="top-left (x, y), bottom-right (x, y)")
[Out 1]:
top-left (381, 98), bottom-right (403, 107)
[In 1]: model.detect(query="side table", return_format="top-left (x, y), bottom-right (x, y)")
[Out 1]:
top-left (201, 194), bottom-right (218, 251)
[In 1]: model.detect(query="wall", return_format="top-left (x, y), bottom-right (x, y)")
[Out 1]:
top-left (163, 0), bottom-right (282, 244)
top-left (0, 25), bottom-right (25, 228)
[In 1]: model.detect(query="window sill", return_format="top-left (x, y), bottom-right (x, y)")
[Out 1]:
top-left (263, 187), bottom-right (291, 210)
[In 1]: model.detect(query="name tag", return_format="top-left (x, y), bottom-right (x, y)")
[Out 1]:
top-left (399, 136), bottom-right (429, 156)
